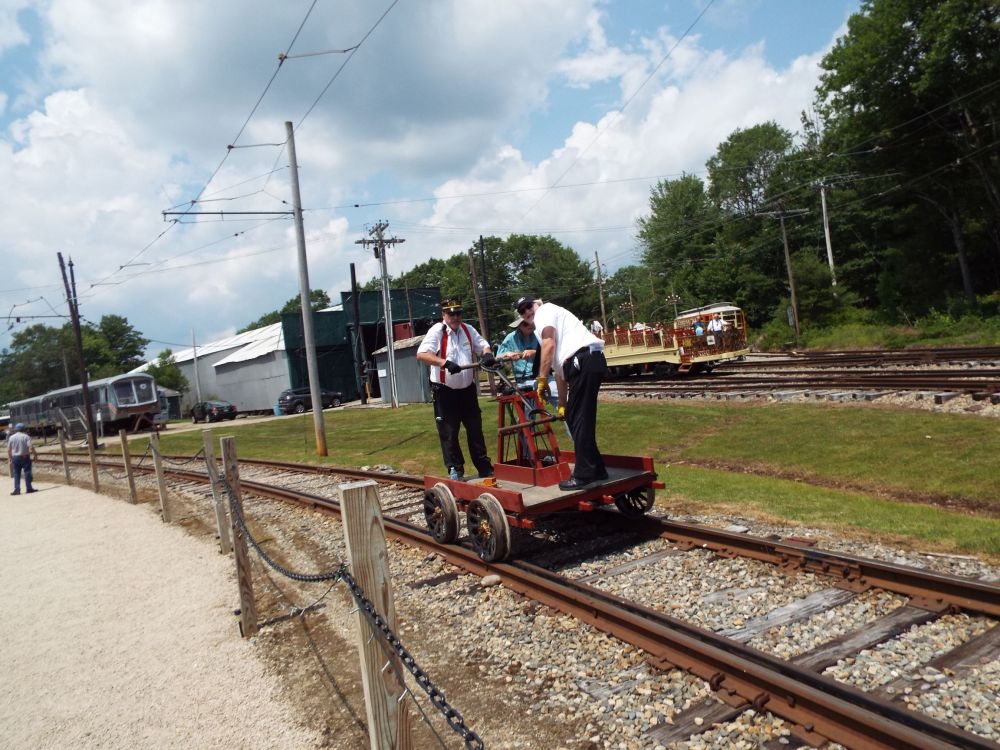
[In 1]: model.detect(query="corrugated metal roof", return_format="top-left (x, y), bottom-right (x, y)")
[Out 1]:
top-left (133, 322), bottom-right (285, 371)
top-left (214, 324), bottom-right (285, 366)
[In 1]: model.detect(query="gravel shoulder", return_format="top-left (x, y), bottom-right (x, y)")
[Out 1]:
top-left (0, 481), bottom-right (321, 750)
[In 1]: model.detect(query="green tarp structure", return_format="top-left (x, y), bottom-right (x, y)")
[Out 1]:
top-left (281, 288), bottom-right (441, 401)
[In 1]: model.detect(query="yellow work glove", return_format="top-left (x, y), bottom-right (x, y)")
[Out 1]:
top-left (557, 405), bottom-right (565, 419)
top-left (535, 375), bottom-right (550, 400)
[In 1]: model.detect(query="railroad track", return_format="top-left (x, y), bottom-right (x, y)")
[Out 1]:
top-left (33, 454), bottom-right (1000, 749)
top-left (602, 366), bottom-right (1000, 404)
top-left (726, 346), bottom-right (1000, 369)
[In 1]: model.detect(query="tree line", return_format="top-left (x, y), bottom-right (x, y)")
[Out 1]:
top-left (367, 0), bottom-right (1000, 342)
top-left (5, 0), bottom-right (996, 403)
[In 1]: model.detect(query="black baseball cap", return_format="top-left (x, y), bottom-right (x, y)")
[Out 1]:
top-left (515, 296), bottom-right (538, 314)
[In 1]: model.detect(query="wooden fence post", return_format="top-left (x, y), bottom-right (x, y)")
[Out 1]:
top-left (150, 431), bottom-right (171, 522)
top-left (221, 436), bottom-right (258, 638)
top-left (119, 428), bottom-right (138, 503)
top-left (86, 429), bottom-right (100, 493)
top-left (339, 480), bottom-right (413, 750)
top-left (58, 428), bottom-right (72, 486)
top-left (202, 430), bottom-right (232, 555)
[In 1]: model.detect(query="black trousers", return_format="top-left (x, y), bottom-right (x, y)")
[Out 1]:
top-left (432, 383), bottom-right (492, 475)
top-left (564, 348), bottom-right (607, 481)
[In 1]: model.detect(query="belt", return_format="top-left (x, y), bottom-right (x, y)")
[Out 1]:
top-left (572, 343), bottom-right (604, 357)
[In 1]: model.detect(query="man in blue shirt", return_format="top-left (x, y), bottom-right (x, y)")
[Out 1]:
top-left (497, 318), bottom-right (558, 410)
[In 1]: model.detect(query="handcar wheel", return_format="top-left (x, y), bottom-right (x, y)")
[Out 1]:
top-left (466, 493), bottom-right (511, 562)
top-left (614, 487), bottom-right (656, 519)
top-left (331, 398), bottom-right (341, 408)
top-left (294, 402), bottom-right (306, 414)
top-left (423, 482), bottom-right (459, 544)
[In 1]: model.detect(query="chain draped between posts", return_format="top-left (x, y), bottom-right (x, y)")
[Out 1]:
top-left (161, 446), bottom-right (205, 466)
top-left (220, 477), bottom-right (484, 750)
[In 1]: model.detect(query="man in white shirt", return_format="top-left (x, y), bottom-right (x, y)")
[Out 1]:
top-left (6, 423), bottom-right (38, 495)
top-left (707, 313), bottom-right (725, 346)
top-left (516, 295), bottom-right (607, 491)
top-left (416, 299), bottom-right (496, 480)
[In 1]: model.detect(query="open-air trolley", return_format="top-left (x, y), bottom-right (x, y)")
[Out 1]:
top-left (423, 363), bottom-right (663, 562)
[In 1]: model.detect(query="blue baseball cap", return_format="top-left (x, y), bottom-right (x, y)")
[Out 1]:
top-left (15, 423), bottom-right (25, 430)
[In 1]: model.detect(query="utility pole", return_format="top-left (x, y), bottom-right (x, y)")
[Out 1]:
top-left (356, 221), bottom-right (404, 408)
top-left (191, 329), bottom-right (203, 403)
top-left (818, 182), bottom-right (837, 286)
top-left (758, 208), bottom-right (807, 339)
top-left (349, 263), bottom-right (367, 405)
top-left (286, 120), bottom-right (327, 455)
top-left (627, 288), bottom-right (636, 327)
top-left (468, 248), bottom-right (487, 338)
top-left (666, 287), bottom-right (681, 319)
top-left (594, 251), bottom-right (608, 333)
top-left (779, 213), bottom-right (801, 338)
top-left (57, 253), bottom-right (98, 451)
top-left (478, 236), bottom-right (489, 339)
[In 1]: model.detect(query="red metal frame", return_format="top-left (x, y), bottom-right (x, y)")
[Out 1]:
top-left (423, 382), bottom-right (660, 530)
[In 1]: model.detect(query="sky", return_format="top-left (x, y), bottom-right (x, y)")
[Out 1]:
top-left (0, 0), bottom-right (861, 359)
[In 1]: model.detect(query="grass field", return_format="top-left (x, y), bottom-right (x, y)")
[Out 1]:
top-left (135, 399), bottom-right (1000, 557)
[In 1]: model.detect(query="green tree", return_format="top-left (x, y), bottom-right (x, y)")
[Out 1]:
top-left (95, 314), bottom-right (149, 373)
top-left (145, 349), bottom-right (189, 395)
top-left (815, 0), bottom-right (1000, 307)
top-left (363, 235), bottom-right (600, 341)
top-left (707, 122), bottom-right (795, 218)
top-left (0, 324), bottom-right (72, 401)
top-left (239, 289), bottom-right (332, 332)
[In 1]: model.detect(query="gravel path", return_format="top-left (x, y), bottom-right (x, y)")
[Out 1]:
top-left (0, 482), bottom-right (320, 749)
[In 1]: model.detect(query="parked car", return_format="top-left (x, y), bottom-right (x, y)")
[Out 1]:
top-left (277, 386), bottom-right (342, 414)
top-left (190, 400), bottom-right (238, 423)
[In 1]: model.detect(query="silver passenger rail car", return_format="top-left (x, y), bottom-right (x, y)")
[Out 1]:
top-left (8, 373), bottom-right (159, 437)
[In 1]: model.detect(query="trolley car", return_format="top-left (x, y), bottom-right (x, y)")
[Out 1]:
top-left (603, 302), bottom-right (749, 376)
top-left (7, 373), bottom-right (159, 436)
top-left (423, 364), bottom-right (663, 562)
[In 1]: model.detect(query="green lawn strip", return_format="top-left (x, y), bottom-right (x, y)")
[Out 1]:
top-left (662, 465), bottom-right (1000, 556)
top-left (598, 401), bottom-right (999, 506)
top-left (126, 399), bottom-right (998, 538)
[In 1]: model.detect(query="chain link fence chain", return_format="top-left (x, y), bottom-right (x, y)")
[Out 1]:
top-left (98, 466), bottom-right (131, 480)
top-left (223, 480), bottom-right (484, 749)
top-left (162, 446), bottom-right (205, 466)
top-left (135, 443), bottom-right (152, 467)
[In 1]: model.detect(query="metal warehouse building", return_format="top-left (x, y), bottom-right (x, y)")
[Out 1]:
top-left (137, 287), bottom-right (442, 415)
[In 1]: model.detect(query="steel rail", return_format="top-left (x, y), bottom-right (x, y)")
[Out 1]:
top-left (37, 457), bottom-right (999, 748)
top-left (157, 469), bottom-right (1000, 750)
top-left (630, 515), bottom-right (1000, 617)
top-left (42, 455), bottom-right (1000, 616)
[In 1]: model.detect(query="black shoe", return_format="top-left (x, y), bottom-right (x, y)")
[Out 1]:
top-left (26, 488), bottom-right (37, 493)
top-left (558, 477), bottom-right (592, 491)
top-left (478, 468), bottom-right (494, 479)
top-left (10, 491), bottom-right (20, 496)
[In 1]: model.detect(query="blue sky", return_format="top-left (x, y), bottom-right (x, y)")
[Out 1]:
top-left (0, 0), bottom-right (860, 358)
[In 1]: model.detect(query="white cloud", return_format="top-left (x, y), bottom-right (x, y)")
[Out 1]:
top-left (0, 0), bottom-right (841, 356)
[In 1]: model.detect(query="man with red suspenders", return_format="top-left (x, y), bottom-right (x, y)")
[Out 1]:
top-left (416, 299), bottom-right (496, 481)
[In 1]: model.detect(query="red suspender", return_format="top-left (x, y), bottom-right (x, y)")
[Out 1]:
top-left (438, 324), bottom-right (448, 383)
top-left (438, 323), bottom-right (474, 384)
